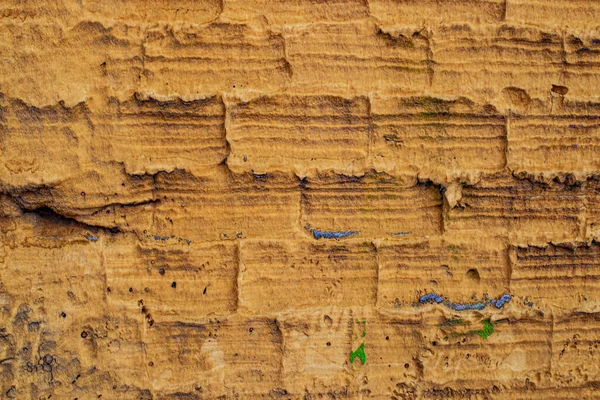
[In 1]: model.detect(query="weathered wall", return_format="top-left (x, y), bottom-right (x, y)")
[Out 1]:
top-left (1, 0), bottom-right (600, 399)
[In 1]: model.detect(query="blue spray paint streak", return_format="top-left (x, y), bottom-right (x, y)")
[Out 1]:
top-left (313, 230), bottom-right (358, 240)
top-left (488, 294), bottom-right (512, 309)
top-left (446, 301), bottom-right (486, 311)
top-left (149, 235), bottom-right (192, 245)
top-left (86, 235), bottom-right (98, 242)
top-left (419, 292), bottom-right (512, 311)
top-left (306, 225), bottom-right (358, 240)
top-left (419, 293), bottom-right (444, 304)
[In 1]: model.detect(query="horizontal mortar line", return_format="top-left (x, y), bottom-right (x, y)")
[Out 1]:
top-left (288, 60), bottom-right (428, 69)
top-left (146, 40), bottom-right (281, 48)
top-left (454, 196), bottom-right (585, 202)
top-left (448, 213), bottom-right (582, 218)
top-left (230, 114), bottom-right (369, 120)
top-left (301, 188), bottom-right (429, 192)
top-left (96, 134), bottom-right (225, 142)
top-left (287, 53), bottom-right (427, 62)
top-left (517, 258), bottom-right (600, 263)
top-left (512, 275), bottom-right (600, 281)
top-left (434, 39), bottom-right (563, 47)
top-left (100, 116), bottom-right (224, 122)
top-left (302, 191), bottom-right (435, 196)
top-left (509, 145), bottom-right (600, 150)
top-left (300, 209), bottom-right (438, 213)
top-left (374, 119), bottom-right (506, 125)
top-left (511, 118), bottom-right (600, 122)
top-left (514, 263), bottom-right (600, 269)
top-left (148, 65), bottom-right (289, 73)
top-left (462, 193), bottom-right (587, 198)
top-left (288, 53), bottom-right (429, 61)
top-left (145, 55), bottom-right (286, 62)
top-left (434, 63), bottom-right (565, 70)
top-left (374, 137), bottom-right (507, 142)
top-left (229, 122), bottom-right (368, 129)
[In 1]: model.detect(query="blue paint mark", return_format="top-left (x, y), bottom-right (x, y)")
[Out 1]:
top-left (524, 297), bottom-right (534, 307)
top-left (306, 225), bottom-right (358, 240)
top-left (446, 301), bottom-right (486, 311)
top-left (489, 294), bottom-right (512, 309)
top-left (393, 232), bottom-right (411, 237)
top-left (147, 233), bottom-right (191, 245)
top-left (419, 293), bottom-right (444, 304)
top-left (313, 230), bottom-right (358, 240)
top-left (86, 235), bottom-right (98, 242)
top-left (418, 292), bottom-right (512, 311)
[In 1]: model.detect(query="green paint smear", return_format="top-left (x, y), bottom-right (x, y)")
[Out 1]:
top-left (350, 342), bottom-right (366, 364)
top-left (474, 319), bottom-right (495, 339)
top-left (447, 318), bottom-right (495, 340)
top-left (351, 319), bottom-right (367, 364)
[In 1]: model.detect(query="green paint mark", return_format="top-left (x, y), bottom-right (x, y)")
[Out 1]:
top-left (351, 319), bottom-right (367, 364)
top-left (350, 342), bottom-right (366, 364)
top-left (447, 318), bottom-right (495, 340)
top-left (473, 318), bottom-right (494, 339)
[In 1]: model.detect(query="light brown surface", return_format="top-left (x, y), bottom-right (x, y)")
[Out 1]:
top-left (1, 1), bottom-right (600, 399)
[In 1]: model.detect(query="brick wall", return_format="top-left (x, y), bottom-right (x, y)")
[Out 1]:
top-left (1, 1), bottom-right (600, 398)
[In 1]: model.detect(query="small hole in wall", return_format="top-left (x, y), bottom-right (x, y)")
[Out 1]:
top-left (466, 268), bottom-right (481, 281)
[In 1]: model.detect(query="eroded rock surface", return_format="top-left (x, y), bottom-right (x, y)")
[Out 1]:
top-left (1, 0), bottom-right (600, 398)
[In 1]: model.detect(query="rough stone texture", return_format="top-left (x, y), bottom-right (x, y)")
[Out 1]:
top-left (1, 1), bottom-right (600, 399)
